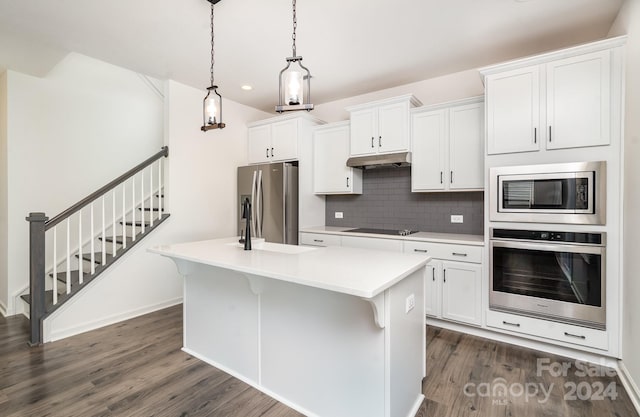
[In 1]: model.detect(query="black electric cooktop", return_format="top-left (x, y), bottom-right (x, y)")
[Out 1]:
top-left (345, 228), bottom-right (418, 236)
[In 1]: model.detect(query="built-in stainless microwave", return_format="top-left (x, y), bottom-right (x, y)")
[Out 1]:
top-left (490, 161), bottom-right (606, 225)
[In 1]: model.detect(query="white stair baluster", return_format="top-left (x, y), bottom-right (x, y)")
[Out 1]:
top-left (150, 166), bottom-right (154, 227)
top-left (112, 189), bottom-right (116, 256)
top-left (122, 184), bottom-right (126, 249)
top-left (141, 170), bottom-right (145, 234)
top-left (53, 226), bottom-right (58, 305)
top-left (90, 202), bottom-right (95, 274)
top-left (102, 196), bottom-right (106, 266)
top-left (158, 159), bottom-right (162, 217)
top-left (78, 210), bottom-right (83, 285)
top-left (132, 178), bottom-right (136, 242)
top-left (66, 218), bottom-right (71, 294)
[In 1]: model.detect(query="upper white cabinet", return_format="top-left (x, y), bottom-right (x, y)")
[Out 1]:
top-left (411, 97), bottom-right (484, 192)
top-left (247, 114), bottom-right (324, 164)
top-left (313, 122), bottom-right (362, 194)
top-left (481, 37), bottom-right (625, 155)
top-left (346, 94), bottom-right (422, 157)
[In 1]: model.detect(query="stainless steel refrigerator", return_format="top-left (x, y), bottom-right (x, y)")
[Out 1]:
top-left (237, 162), bottom-right (299, 245)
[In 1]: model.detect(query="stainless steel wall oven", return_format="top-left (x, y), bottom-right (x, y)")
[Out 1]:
top-left (490, 161), bottom-right (606, 225)
top-left (490, 228), bottom-right (606, 329)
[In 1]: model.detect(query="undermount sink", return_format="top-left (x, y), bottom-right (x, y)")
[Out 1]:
top-left (226, 240), bottom-right (317, 254)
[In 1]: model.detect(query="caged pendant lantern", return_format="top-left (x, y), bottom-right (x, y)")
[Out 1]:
top-left (201, 0), bottom-right (226, 131)
top-left (275, 0), bottom-right (314, 113)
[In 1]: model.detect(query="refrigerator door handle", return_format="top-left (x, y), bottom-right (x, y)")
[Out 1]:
top-left (256, 169), bottom-right (263, 238)
top-left (250, 170), bottom-right (257, 238)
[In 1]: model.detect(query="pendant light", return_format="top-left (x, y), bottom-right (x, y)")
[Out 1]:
top-left (201, 0), bottom-right (226, 131)
top-left (275, 0), bottom-right (314, 113)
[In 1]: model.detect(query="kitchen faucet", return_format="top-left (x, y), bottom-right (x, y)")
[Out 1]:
top-left (240, 197), bottom-right (252, 250)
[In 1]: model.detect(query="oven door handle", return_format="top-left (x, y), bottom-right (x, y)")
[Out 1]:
top-left (489, 239), bottom-right (605, 256)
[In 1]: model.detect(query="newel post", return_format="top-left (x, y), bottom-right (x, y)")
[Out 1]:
top-left (26, 212), bottom-right (48, 346)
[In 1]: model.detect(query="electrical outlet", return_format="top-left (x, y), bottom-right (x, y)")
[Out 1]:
top-left (405, 294), bottom-right (415, 314)
top-left (335, 212), bottom-right (344, 219)
top-left (451, 215), bottom-right (464, 223)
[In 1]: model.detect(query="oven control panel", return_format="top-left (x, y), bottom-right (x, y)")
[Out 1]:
top-left (491, 229), bottom-right (603, 245)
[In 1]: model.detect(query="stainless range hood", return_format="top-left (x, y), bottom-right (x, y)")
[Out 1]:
top-left (346, 151), bottom-right (411, 169)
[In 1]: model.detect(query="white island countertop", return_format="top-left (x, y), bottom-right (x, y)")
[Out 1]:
top-left (149, 237), bottom-right (429, 299)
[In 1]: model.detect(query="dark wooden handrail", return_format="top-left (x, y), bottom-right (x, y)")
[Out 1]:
top-left (45, 146), bottom-right (168, 230)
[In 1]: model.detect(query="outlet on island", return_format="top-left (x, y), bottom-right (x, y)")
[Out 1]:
top-left (335, 212), bottom-right (344, 219)
top-left (450, 215), bottom-right (464, 223)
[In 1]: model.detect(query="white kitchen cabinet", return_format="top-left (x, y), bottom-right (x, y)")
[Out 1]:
top-left (481, 40), bottom-right (623, 155)
top-left (341, 236), bottom-right (403, 252)
top-left (411, 97), bottom-right (484, 192)
top-left (299, 232), bottom-right (341, 247)
top-left (404, 240), bottom-right (482, 326)
top-left (248, 115), bottom-right (324, 164)
top-left (313, 122), bottom-right (362, 194)
top-left (441, 261), bottom-right (482, 326)
top-left (346, 94), bottom-right (421, 157)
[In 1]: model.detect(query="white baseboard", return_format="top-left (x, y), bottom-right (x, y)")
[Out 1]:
top-left (46, 297), bottom-right (183, 342)
top-left (618, 361), bottom-right (640, 415)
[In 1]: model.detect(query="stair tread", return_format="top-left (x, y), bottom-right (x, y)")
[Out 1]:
top-left (138, 207), bottom-right (162, 212)
top-left (77, 252), bottom-right (114, 265)
top-left (99, 235), bottom-right (134, 244)
top-left (49, 269), bottom-right (87, 286)
top-left (20, 290), bottom-right (70, 310)
top-left (120, 221), bottom-right (151, 227)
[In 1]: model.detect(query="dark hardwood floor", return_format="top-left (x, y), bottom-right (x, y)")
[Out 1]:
top-left (1, 306), bottom-right (637, 417)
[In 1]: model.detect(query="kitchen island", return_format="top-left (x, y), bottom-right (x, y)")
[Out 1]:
top-left (149, 237), bottom-right (429, 417)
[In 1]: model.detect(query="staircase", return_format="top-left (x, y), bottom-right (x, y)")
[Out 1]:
top-left (23, 147), bottom-right (169, 346)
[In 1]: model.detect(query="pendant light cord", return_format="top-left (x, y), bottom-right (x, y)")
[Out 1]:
top-left (291, 0), bottom-right (297, 57)
top-left (210, 2), bottom-right (215, 87)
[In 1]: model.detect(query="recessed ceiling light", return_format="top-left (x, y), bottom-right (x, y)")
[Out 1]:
top-left (241, 85), bottom-right (253, 91)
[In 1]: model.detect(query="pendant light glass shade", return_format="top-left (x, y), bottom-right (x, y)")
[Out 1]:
top-left (201, 0), bottom-right (226, 131)
top-left (275, 0), bottom-right (314, 113)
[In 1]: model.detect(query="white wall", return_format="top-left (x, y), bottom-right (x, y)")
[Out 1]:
top-left (3, 53), bottom-right (164, 315)
top-left (609, 0), bottom-right (640, 405)
top-left (312, 69), bottom-right (484, 122)
top-left (0, 71), bottom-right (8, 316)
top-left (45, 80), bottom-right (270, 340)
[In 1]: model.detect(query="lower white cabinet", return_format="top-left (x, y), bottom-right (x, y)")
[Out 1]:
top-left (299, 232), bottom-right (341, 247)
top-left (404, 241), bottom-right (482, 326)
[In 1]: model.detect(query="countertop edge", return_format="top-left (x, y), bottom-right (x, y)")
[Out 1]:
top-left (300, 227), bottom-right (485, 246)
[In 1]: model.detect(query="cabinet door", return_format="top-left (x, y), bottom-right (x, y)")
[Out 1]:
top-left (248, 124), bottom-right (272, 164)
top-left (350, 108), bottom-right (378, 156)
top-left (546, 50), bottom-right (611, 150)
top-left (378, 101), bottom-right (409, 153)
top-left (411, 109), bottom-right (447, 191)
top-left (313, 125), bottom-right (355, 193)
top-left (449, 103), bottom-right (484, 190)
top-left (486, 66), bottom-right (540, 155)
top-left (271, 119), bottom-right (299, 161)
top-left (441, 261), bottom-right (481, 326)
top-left (424, 261), bottom-right (441, 318)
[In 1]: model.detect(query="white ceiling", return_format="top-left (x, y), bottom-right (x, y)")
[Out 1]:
top-left (0, 0), bottom-right (624, 113)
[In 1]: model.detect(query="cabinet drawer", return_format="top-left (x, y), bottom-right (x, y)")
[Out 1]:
top-left (404, 241), bottom-right (482, 263)
top-left (486, 310), bottom-right (608, 351)
top-left (299, 233), bottom-right (341, 247)
top-left (341, 236), bottom-right (403, 252)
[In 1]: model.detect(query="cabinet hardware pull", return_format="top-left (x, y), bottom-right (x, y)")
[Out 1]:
top-left (378, 136), bottom-right (382, 147)
top-left (313, 239), bottom-right (324, 243)
top-left (413, 249), bottom-right (428, 253)
top-left (266, 148), bottom-right (269, 158)
top-left (452, 252), bottom-right (467, 257)
top-left (450, 171), bottom-right (453, 183)
top-left (432, 268), bottom-right (435, 281)
top-left (443, 269), bottom-right (446, 283)
top-left (271, 147), bottom-right (274, 157)
top-left (440, 172), bottom-right (443, 184)
top-left (371, 137), bottom-right (375, 148)
top-left (564, 332), bottom-right (586, 340)
top-left (503, 321), bottom-right (520, 327)
top-left (346, 177), bottom-right (350, 188)
top-left (549, 126), bottom-right (552, 142)
top-left (534, 127), bottom-right (537, 143)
